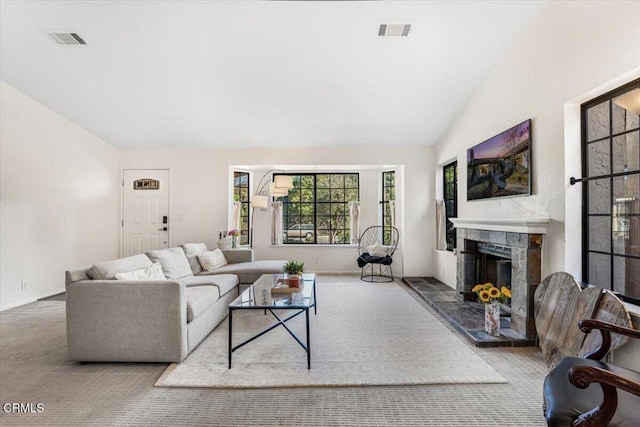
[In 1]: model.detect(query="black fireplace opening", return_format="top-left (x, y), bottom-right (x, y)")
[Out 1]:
top-left (476, 242), bottom-right (512, 309)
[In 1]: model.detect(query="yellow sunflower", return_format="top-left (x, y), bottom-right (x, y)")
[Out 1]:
top-left (489, 287), bottom-right (501, 298)
top-left (472, 284), bottom-right (484, 293)
top-left (478, 290), bottom-right (491, 303)
top-left (501, 287), bottom-right (512, 298)
top-left (483, 282), bottom-right (494, 290)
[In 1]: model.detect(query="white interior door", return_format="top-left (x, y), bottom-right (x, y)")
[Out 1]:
top-left (122, 169), bottom-right (170, 256)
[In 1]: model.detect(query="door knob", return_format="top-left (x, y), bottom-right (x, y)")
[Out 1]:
top-left (158, 227), bottom-right (168, 231)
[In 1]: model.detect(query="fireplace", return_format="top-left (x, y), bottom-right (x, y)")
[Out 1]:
top-left (451, 218), bottom-right (549, 340)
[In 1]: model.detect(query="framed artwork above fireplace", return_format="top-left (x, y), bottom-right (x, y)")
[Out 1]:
top-left (467, 119), bottom-right (532, 200)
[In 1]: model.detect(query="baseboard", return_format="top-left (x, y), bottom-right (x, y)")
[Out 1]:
top-left (0, 297), bottom-right (38, 312)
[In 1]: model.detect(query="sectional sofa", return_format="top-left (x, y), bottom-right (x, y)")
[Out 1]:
top-left (65, 244), bottom-right (286, 363)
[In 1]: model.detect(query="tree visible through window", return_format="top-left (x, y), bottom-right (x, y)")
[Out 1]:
top-left (382, 171), bottom-right (395, 245)
top-left (277, 173), bottom-right (359, 244)
top-left (582, 79), bottom-right (640, 304)
top-left (233, 171), bottom-right (250, 245)
top-left (443, 161), bottom-right (457, 251)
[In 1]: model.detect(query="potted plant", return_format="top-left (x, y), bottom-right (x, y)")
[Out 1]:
top-left (282, 260), bottom-right (305, 287)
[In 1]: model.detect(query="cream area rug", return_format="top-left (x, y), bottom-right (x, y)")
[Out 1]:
top-left (155, 277), bottom-right (507, 388)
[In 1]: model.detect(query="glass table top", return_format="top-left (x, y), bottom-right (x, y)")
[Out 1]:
top-left (229, 273), bottom-right (316, 309)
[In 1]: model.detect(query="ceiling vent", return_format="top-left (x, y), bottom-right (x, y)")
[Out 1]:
top-left (47, 32), bottom-right (87, 46)
top-left (378, 24), bottom-right (411, 37)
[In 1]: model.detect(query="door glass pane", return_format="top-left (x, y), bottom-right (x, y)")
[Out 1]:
top-left (587, 139), bottom-right (610, 176)
top-left (587, 101), bottom-right (610, 142)
top-left (612, 132), bottom-right (639, 174)
top-left (588, 216), bottom-right (611, 253)
top-left (589, 253), bottom-right (611, 287)
top-left (613, 95), bottom-right (640, 134)
top-left (613, 175), bottom-right (640, 214)
top-left (613, 256), bottom-right (640, 298)
top-left (588, 178), bottom-right (611, 214)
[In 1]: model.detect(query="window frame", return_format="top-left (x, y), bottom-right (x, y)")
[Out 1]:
top-left (276, 172), bottom-right (360, 245)
top-left (381, 171), bottom-right (396, 245)
top-left (581, 78), bottom-right (640, 304)
top-left (233, 171), bottom-right (250, 246)
top-left (443, 161), bottom-right (458, 252)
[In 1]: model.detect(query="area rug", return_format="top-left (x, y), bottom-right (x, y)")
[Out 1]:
top-left (155, 277), bottom-right (507, 388)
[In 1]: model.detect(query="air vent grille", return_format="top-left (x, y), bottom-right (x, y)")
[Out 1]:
top-left (47, 32), bottom-right (87, 46)
top-left (378, 24), bottom-right (411, 37)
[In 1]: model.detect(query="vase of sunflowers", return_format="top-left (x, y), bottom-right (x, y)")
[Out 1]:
top-left (472, 282), bottom-right (512, 337)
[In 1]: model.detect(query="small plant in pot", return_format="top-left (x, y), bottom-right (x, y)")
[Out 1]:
top-left (282, 260), bottom-right (305, 287)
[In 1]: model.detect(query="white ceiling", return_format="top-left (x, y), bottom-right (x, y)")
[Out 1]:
top-left (0, 1), bottom-right (546, 150)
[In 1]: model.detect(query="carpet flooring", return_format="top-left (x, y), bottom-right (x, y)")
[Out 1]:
top-left (0, 275), bottom-right (548, 426)
top-left (156, 278), bottom-right (506, 388)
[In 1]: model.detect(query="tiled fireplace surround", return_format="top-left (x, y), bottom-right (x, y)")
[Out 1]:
top-left (453, 218), bottom-right (549, 340)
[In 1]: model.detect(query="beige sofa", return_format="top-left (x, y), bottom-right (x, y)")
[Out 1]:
top-left (65, 244), bottom-right (285, 363)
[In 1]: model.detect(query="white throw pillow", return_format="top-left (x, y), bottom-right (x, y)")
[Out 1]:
top-left (198, 249), bottom-right (228, 271)
top-left (367, 241), bottom-right (388, 257)
top-left (115, 262), bottom-right (167, 281)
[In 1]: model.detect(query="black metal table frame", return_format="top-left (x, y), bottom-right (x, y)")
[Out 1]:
top-left (228, 281), bottom-right (317, 369)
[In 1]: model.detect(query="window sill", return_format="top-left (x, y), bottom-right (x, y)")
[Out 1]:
top-left (269, 244), bottom-right (359, 248)
top-left (435, 249), bottom-right (457, 257)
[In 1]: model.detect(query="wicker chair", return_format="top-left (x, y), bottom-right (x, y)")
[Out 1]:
top-left (357, 226), bottom-right (399, 282)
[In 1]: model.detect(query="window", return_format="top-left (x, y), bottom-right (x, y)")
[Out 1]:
top-left (582, 79), bottom-right (640, 303)
top-left (382, 171), bottom-right (395, 245)
top-left (443, 161), bottom-right (458, 251)
top-left (277, 173), bottom-right (359, 244)
top-left (233, 171), bottom-right (250, 245)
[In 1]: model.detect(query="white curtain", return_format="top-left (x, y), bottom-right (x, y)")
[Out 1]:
top-left (349, 201), bottom-right (360, 244)
top-left (388, 200), bottom-right (396, 229)
top-left (232, 201), bottom-right (241, 231)
top-left (271, 201), bottom-right (283, 245)
top-left (435, 199), bottom-right (447, 250)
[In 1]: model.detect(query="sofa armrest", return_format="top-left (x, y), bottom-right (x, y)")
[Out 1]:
top-left (222, 249), bottom-right (254, 264)
top-left (66, 280), bottom-right (188, 362)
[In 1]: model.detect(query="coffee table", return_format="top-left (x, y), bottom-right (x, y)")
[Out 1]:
top-left (228, 273), bottom-right (317, 369)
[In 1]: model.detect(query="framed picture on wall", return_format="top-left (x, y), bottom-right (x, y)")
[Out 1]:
top-left (467, 119), bottom-right (532, 200)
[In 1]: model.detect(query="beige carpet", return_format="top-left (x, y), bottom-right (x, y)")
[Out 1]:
top-left (155, 278), bottom-right (507, 388)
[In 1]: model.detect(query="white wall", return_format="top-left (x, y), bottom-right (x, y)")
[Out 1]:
top-left (433, 0), bottom-right (640, 286)
top-left (121, 145), bottom-right (434, 276)
top-left (0, 81), bottom-right (121, 310)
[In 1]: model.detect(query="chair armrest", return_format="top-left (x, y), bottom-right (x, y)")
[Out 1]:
top-left (65, 280), bottom-right (187, 362)
top-left (579, 319), bottom-right (640, 360)
top-left (222, 249), bottom-right (254, 264)
top-left (569, 365), bottom-right (640, 426)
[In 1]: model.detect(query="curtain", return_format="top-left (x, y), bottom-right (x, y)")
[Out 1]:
top-left (388, 200), bottom-right (396, 229)
top-left (435, 199), bottom-right (446, 250)
top-left (349, 201), bottom-right (360, 244)
top-left (271, 201), bottom-right (283, 245)
top-left (232, 201), bottom-right (241, 231)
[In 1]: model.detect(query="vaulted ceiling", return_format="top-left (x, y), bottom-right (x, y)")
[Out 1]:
top-left (0, 1), bottom-right (546, 149)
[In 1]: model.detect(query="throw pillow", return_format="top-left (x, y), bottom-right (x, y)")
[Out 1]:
top-left (181, 243), bottom-right (208, 274)
top-left (198, 249), bottom-right (228, 271)
top-left (88, 254), bottom-right (153, 280)
top-left (367, 241), bottom-right (388, 257)
top-left (146, 247), bottom-right (194, 280)
top-left (115, 262), bottom-right (166, 281)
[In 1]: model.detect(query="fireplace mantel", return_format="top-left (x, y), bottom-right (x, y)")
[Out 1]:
top-left (450, 217), bottom-right (550, 234)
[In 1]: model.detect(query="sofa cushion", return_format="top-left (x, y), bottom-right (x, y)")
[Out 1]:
top-left (146, 247), bottom-right (193, 280)
top-left (181, 243), bottom-right (208, 274)
top-left (88, 254), bottom-right (153, 280)
top-left (197, 260), bottom-right (287, 284)
top-left (179, 274), bottom-right (239, 298)
top-left (185, 286), bottom-right (219, 323)
top-left (115, 262), bottom-right (166, 281)
top-left (198, 249), bottom-right (228, 271)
